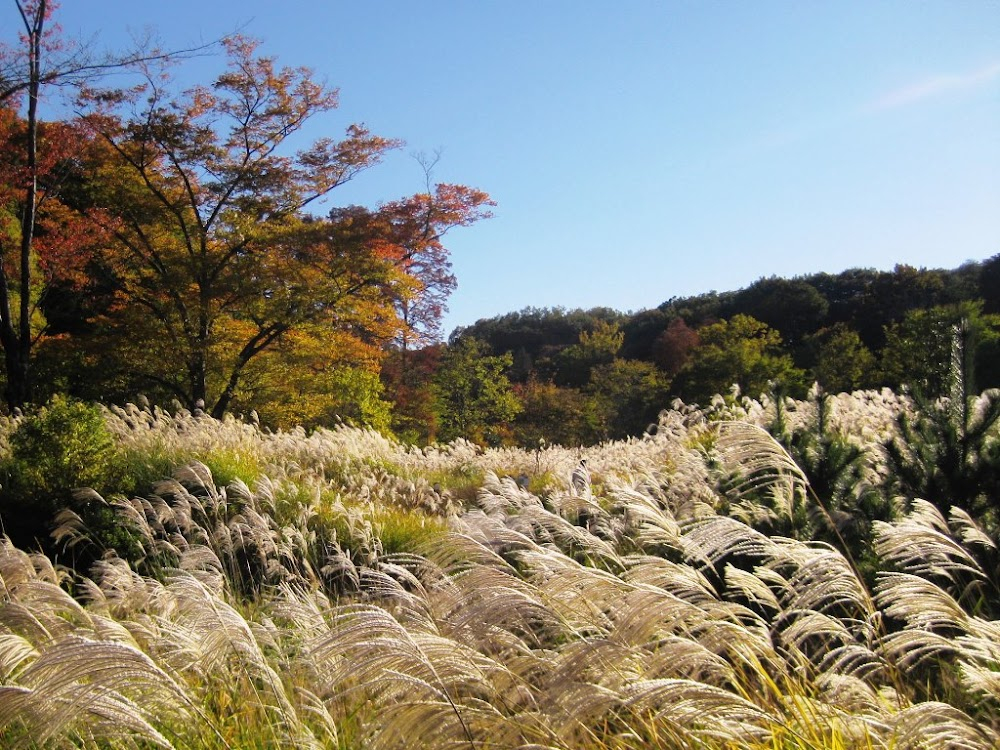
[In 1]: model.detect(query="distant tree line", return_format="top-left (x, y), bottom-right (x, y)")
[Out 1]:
top-left (406, 258), bottom-right (1000, 446)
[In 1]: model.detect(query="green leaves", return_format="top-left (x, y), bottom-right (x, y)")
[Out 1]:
top-left (431, 337), bottom-right (521, 445)
top-left (673, 314), bottom-right (807, 405)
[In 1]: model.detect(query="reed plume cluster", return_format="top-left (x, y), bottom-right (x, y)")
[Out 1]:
top-left (0, 389), bottom-right (999, 748)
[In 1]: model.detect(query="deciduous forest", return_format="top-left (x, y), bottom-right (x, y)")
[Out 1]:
top-left (2, 3), bottom-right (1000, 749)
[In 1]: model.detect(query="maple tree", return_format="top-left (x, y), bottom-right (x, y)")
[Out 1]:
top-left (373, 180), bottom-right (494, 439)
top-left (651, 317), bottom-right (700, 377)
top-left (378, 155), bottom-right (494, 350)
top-left (234, 324), bottom-right (393, 431)
top-left (75, 36), bottom-right (490, 419)
top-left (0, 105), bottom-right (92, 407)
top-left (0, 0), bottom-right (61, 408)
top-left (380, 343), bottom-right (443, 443)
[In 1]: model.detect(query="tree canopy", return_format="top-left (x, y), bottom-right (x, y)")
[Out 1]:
top-left (0, 21), bottom-right (492, 420)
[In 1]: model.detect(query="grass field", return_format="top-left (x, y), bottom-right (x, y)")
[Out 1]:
top-left (0, 389), bottom-right (998, 748)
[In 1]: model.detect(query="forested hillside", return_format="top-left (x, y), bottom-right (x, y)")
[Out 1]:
top-left (433, 259), bottom-right (1000, 445)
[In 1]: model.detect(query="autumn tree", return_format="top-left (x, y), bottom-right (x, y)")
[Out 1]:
top-left (381, 343), bottom-right (443, 444)
top-left (379, 157), bottom-right (493, 350)
top-left (0, 0), bottom-right (212, 409)
top-left (77, 37), bottom-right (490, 419)
top-left (0, 104), bottom-right (102, 407)
top-left (233, 325), bottom-right (393, 431)
top-left (651, 317), bottom-right (699, 377)
top-left (351, 183), bottom-right (493, 436)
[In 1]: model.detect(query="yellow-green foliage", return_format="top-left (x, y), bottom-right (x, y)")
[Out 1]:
top-left (372, 506), bottom-right (448, 556)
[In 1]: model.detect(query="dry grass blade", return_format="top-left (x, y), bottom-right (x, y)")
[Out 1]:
top-left (621, 677), bottom-right (774, 744)
top-left (614, 484), bottom-right (683, 554)
top-left (813, 672), bottom-right (886, 716)
top-left (622, 556), bottom-right (718, 605)
top-left (776, 609), bottom-right (854, 657)
top-left (505, 505), bottom-right (623, 569)
top-left (515, 549), bottom-right (630, 637)
top-left (874, 572), bottom-right (969, 633)
top-left (775, 543), bottom-right (874, 617)
top-left (722, 564), bottom-right (781, 614)
top-left (889, 701), bottom-right (999, 749)
top-left (948, 506), bottom-right (997, 551)
top-left (156, 571), bottom-right (271, 678)
top-left (0, 539), bottom-right (51, 595)
top-left (681, 514), bottom-right (779, 569)
top-left (433, 566), bottom-right (563, 650)
top-left (0, 633), bottom-right (37, 680)
top-left (874, 503), bottom-right (986, 588)
top-left (309, 604), bottom-right (511, 747)
top-left (817, 642), bottom-right (886, 680)
top-left (0, 635), bottom-right (190, 748)
top-left (476, 471), bottom-right (543, 514)
top-left (2, 578), bottom-right (94, 637)
top-left (644, 635), bottom-right (739, 687)
top-left (712, 421), bottom-right (808, 509)
top-left (609, 587), bottom-right (712, 647)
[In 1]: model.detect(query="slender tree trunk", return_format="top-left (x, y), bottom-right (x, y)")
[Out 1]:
top-left (189, 353), bottom-right (208, 411)
top-left (0, 0), bottom-right (46, 409)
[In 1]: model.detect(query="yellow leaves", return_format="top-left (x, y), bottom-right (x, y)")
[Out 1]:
top-left (235, 326), bottom-right (391, 430)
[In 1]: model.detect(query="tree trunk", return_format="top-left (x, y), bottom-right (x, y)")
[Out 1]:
top-left (0, 1), bottom-right (46, 409)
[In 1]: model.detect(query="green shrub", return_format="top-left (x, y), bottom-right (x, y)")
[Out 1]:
top-left (0, 396), bottom-right (122, 550)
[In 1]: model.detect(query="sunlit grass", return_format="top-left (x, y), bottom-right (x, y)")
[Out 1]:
top-left (0, 392), bottom-right (998, 748)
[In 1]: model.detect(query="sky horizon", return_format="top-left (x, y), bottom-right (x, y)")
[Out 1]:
top-left (24, 2), bottom-right (1000, 338)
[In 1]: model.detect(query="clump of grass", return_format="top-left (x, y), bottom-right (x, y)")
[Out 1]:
top-left (373, 507), bottom-right (448, 556)
top-left (414, 465), bottom-right (486, 504)
top-left (200, 448), bottom-right (262, 486)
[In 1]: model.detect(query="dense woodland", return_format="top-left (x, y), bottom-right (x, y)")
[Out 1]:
top-left (433, 258), bottom-right (1000, 445)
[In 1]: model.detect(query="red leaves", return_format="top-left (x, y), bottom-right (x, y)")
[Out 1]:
top-left (379, 184), bottom-right (494, 344)
top-left (322, 184), bottom-right (494, 347)
top-left (0, 110), bottom-right (103, 285)
top-left (0, 20), bottom-right (494, 417)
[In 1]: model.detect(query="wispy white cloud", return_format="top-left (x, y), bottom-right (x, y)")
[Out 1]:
top-left (871, 61), bottom-right (1000, 111)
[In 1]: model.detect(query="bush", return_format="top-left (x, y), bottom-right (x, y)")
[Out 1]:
top-left (0, 396), bottom-right (122, 550)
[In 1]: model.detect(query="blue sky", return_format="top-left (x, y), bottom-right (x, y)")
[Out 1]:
top-left (47, 1), bottom-right (1000, 337)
